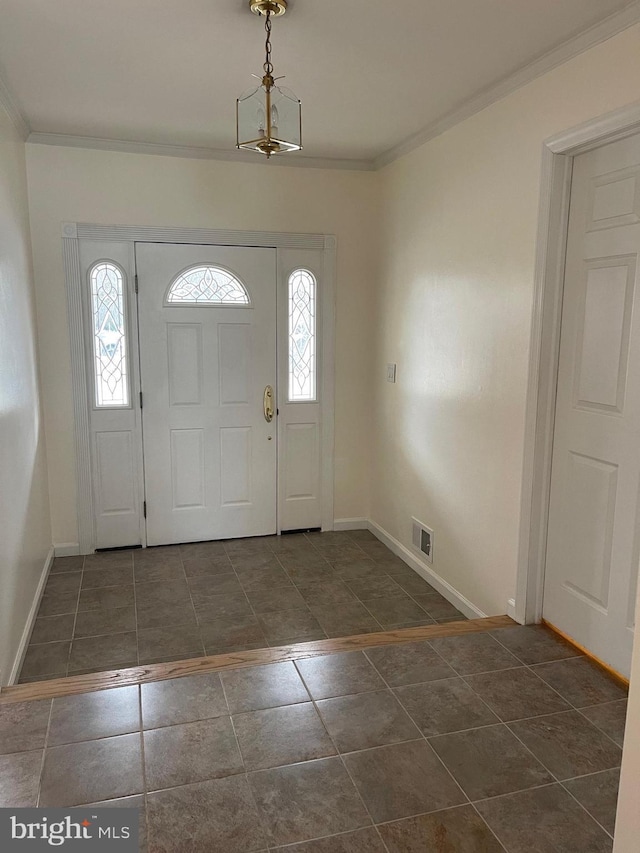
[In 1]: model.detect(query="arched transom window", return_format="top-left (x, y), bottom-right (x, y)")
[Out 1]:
top-left (288, 268), bottom-right (317, 401)
top-left (90, 261), bottom-right (129, 407)
top-left (166, 265), bottom-right (251, 306)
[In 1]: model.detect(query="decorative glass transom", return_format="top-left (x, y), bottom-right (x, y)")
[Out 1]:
top-left (288, 269), bottom-right (316, 402)
top-left (166, 265), bottom-right (250, 306)
top-left (90, 262), bottom-right (129, 407)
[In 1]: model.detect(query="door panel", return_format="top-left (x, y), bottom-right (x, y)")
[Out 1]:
top-left (543, 133), bottom-right (640, 677)
top-left (136, 244), bottom-right (277, 546)
top-left (277, 248), bottom-right (324, 531)
top-left (80, 240), bottom-right (143, 550)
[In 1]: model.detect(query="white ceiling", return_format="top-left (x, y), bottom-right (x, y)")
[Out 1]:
top-left (0, 0), bottom-right (637, 166)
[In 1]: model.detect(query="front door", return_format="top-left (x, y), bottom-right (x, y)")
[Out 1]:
top-left (543, 132), bottom-right (640, 677)
top-left (136, 243), bottom-right (277, 546)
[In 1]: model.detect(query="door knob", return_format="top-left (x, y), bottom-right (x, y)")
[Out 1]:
top-left (263, 385), bottom-right (274, 423)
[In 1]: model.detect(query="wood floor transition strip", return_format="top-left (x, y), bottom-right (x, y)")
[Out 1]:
top-left (542, 618), bottom-right (630, 687)
top-left (0, 615), bottom-right (514, 704)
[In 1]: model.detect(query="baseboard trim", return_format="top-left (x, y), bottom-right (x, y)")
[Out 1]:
top-left (7, 547), bottom-right (54, 686)
top-left (333, 518), bottom-right (369, 531)
top-left (507, 598), bottom-right (518, 621)
top-left (53, 543), bottom-right (80, 557)
top-left (367, 520), bottom-right (487, 620)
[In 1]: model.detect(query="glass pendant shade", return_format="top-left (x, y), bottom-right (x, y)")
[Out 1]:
top-left (237, 81), bottom-right (302, 156)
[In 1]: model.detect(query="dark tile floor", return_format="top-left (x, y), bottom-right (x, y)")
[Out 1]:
top-left (18, 531), bottom-right (467, 682)
top-left (0, 625), bottom-right (626, 851)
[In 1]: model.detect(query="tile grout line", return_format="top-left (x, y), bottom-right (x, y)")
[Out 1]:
top-left (173, 544), bottom-right (230, 659)
top-left (19, 555), bottom-right (85, 683)
top-left (466, 801), bottom-right (512, 853)
top-left (132, 554), bottom-right (142, 668)
top-left (65, 556), bottom-right (85, 678)
top-left (34, 697), bottom-right (55, 808)
top-left (274, 545), bottom-right (333, 644)
top-left (66, 552), bottom-right (137, 675)
top-left (217, 672), bottom-right (274, 851)
top-left (361, 633), bottom-right (619, 845)
top-left (292, 664), bottom-right (393, 853)
top-left (573, 704), bottom-right (627, 752)
top-left (460, 664), bottom-right (620, 736)
top-left (347, 646), bottom-right (475, 820)
top-left (449, 638), bottom-right (623, 839)
top-left (355, 572), bottom-right (453, 628)
top-left (492, 641), bottom-right (628, 753)
top-left (178, 549), bottom-right (207, 661)
top-left (462, 631), bottom-right (622, 721)
top-left (226, 546), bottom-right (310, 650)
top-left (556, 778), bottom-right (616, 840)
top-left (136, 685), bottom-right (150, 848)
top-left (503, 711), bottom-right (617, 841)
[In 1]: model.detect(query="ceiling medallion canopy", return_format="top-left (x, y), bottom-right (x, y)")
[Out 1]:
top-left (236, 0), bottom-right (302, 158)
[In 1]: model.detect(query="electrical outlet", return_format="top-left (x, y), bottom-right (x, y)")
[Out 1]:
top-left (386, 363), bottom-right (397, 383)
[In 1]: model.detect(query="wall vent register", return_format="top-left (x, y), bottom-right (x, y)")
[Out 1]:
top-left (412, 517), bottom-right (434, 564)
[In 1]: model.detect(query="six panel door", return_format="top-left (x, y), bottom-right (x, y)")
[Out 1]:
top-left (136, 243), bottom-right (277, 546)
top-left (543, 133), bottom-right (640, 678)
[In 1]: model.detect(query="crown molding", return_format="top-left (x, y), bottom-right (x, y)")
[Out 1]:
top-left (26, 131), bottom-right (375, 171)
top-left (0, 70), bottom-right (29, 140)
top-left (374, 0), bottom-right (640, 170)
top-left (22, 2), bottom-right (640, 173)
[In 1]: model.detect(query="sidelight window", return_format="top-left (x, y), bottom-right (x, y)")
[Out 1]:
top-left (90, 262), bottom-right (129, 407)
top-left (288, 268), bottom-right (316, 401)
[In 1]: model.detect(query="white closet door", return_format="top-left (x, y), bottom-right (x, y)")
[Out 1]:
top-left (543, 133), bottom-right (640, 677)
top-left (136, 243), bottom-right (277, 546)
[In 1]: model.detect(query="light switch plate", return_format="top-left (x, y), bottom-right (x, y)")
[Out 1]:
top-left (386, 363), bottom-right (397, 383)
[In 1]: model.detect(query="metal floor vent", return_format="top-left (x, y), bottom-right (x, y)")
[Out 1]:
top-left (411, 518), bottom-right (433, 565)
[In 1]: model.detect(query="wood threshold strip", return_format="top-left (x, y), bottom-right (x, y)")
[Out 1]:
top-left (1, 615), bottom-right (514, 704)
top-left (542, 618), bottom-right (630, 688)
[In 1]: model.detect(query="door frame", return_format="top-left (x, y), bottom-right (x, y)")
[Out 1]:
top-left (516, 101), bottom-right (640, 625)
top-left (62, 223), bottom-right (336, 554)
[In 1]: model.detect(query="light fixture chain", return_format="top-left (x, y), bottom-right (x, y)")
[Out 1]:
top-left (263, 10), bottom-right (274, 76)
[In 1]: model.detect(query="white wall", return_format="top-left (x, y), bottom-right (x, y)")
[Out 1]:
top-left (25, 147), bottom-right (379, 546)
top-left (0, 107), bottom-right (51, 685)
top-left (372, 23), bottom-right (640, 617)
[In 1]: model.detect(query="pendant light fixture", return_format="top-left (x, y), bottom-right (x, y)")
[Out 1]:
top-left (236, 0), bottom-right (302, 158)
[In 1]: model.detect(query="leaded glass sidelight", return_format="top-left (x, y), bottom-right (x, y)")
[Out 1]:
top-left (288, 269), bottom-right (316, 401)
top-left (90, 262), bottom-right (129, 407)
top-left (166, 266), bottom-right (251, 305)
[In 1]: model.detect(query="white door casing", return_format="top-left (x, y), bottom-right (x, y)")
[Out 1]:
top-left (63, 225), bottom-right (336, 554)
top-left (542, 133), bottom-right (640, 677)
top-left (136, 243), bottom-right (277, 546)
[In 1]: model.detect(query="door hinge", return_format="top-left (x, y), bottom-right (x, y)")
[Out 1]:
top-left (139, 391), bottom-right (143, 409)
top-left (143, 500), bottom-right (147, 519)
top-left (134, 273), bottom-right (139, 294)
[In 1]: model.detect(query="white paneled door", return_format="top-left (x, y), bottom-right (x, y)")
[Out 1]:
top-left (543, 133), bottom-right (640, 677)
top-left (136, 244), bottom-right (277, 546)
